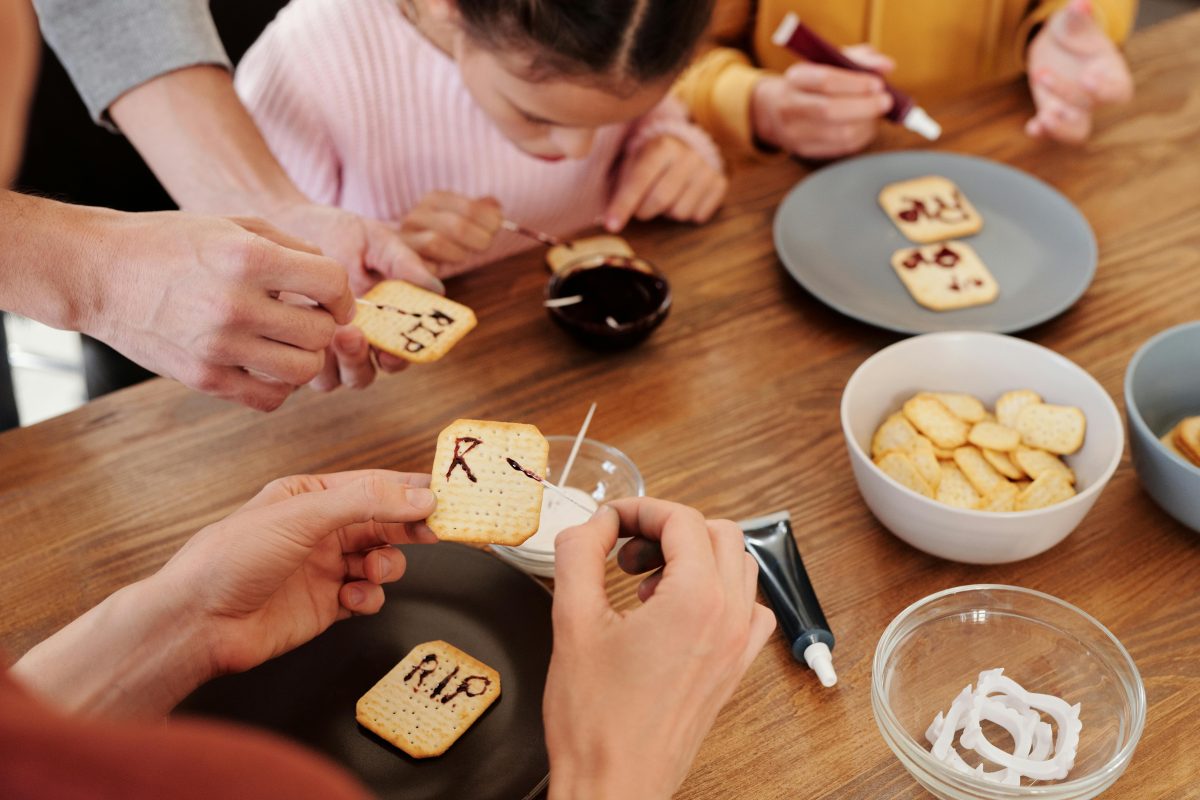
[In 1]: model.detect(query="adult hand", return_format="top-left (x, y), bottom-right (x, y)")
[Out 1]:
top-left (545, 498), bottom-right (775, 799)
top-left (271, 204), bottom-right (444, 392)
top-left (399, 191), bottom-right (503, 269)
top-left (1026, 0), bottom-right (1134, 143)
top-left (156, 470), bottom-right (437, 677)
top-left (95, 211), bottom-right (355, 411)
top-left (272, 202), bottom-right (444, 296)
top-left (307, 325), bottom-right (410, 393)
top-left (605, 136), bottom-right (728, 232)
top-left (750, 46), bottom-right (895, 159)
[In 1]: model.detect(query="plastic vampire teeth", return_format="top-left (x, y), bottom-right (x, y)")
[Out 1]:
top-left (925, 669), bottom-right (1082, 786)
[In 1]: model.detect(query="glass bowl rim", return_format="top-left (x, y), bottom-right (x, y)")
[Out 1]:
top-left (508, 436), bottom-right (644, 557)
top-left (871, 584), bottom-right (1146, 796)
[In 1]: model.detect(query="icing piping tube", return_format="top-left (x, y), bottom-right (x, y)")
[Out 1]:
top-left (772, 12), bottom-right (942, 141)
top-left (740, 510), bottom-right (837, 687)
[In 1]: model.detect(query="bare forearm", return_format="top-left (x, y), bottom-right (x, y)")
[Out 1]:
top-left (0, 191), bottom-right (122, 333)
top-left (11, 575), bottom-right (214, 718)
top-left (109, 65), bottom-right (308, 218)
top-left (0, 0), bottom-right (39, 185)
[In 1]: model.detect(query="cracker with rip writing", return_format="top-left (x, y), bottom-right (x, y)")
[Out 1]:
top-left (878, 175), bottom-right (983, 243)
top-left (427, 419), bottom-right (548, 545)
top-left (890, 241), bottom-right (999, 312)
top-left (546, 234), bottom-right (634, 273)
top-left (353, 280), bottom-right (477, 363)
top-left (356, 640), bottom-right (501, 759)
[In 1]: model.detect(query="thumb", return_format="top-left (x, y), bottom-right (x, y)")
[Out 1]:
top-left (1054, 0), bottom-right (1098, 39)
top-left (364, 225), bottom-right (446, 295)
top-left (249, 473), bottom-right (437, 553)
top-left (553, 505), bottom-right (620, 619)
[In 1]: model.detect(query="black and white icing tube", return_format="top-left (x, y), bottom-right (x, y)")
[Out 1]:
top-left (740, 510), bottom-right (837, 687)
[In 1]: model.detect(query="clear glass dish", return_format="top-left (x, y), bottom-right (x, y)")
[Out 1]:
top-left (872, 585), bottom-right (1145, 800)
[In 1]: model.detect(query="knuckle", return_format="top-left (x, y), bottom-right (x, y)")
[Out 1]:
top-left (360, 472), bottom-right (388, 505)
top-left (190, 364), bottom-right (226, 394)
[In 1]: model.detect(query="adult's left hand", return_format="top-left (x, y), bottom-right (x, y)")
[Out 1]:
top-left (156, 470), bottom-right (437, 676)
top-left (1026, 0), bottom-right (1134, 143)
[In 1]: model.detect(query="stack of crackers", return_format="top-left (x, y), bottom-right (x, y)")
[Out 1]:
top-left (872, 390), bottom-right (1086, 512)
top-left (879, 176), bottom-right (998, 312)
top-left (1161, 416), bottom-right (1200, 467)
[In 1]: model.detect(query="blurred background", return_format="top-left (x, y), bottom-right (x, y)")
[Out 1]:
top-left (3, 0), bottom-right (1197, 428)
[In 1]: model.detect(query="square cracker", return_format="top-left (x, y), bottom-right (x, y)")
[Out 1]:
top-left (968, 421), bottom-right (1021, 452)
top-left (875, 452), bottom-right (934, 498)
top-left (953, 446), bottom-right (1009, 497)
top-left (353, 281), bottom-right (476, 364)
top-left (878, 175), bottom-right (983, 243)
top-left (1012, 446), bottom-right (1075, 484)
top-left (936, 463), bottom-right (981, 509)
top-left (1015, 471), bottom-right (1076, 511)
top-left (1176, 417), bottom-right (1200, 466)
top-left (929, 392), bottom-right (986, 423)
top-left (903, 394), bottom-right (969, 450)
top-left (996, 389), bottom-right (1042, 428)
top-left (546, 234), bottom-right (634, 273)
top-left (890, 241), bottom-right (998, 312)
top-left (427, 419), bottom-right (548, 545)
top-left (356, 640), bottom-right (501, 759)
top-left (1016, 403), bottom-right (1086, 455)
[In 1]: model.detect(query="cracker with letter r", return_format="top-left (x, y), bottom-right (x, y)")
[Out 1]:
top-left (878, 175), bottom-right (983, 243)
top-left (890, 241), bottom-right (998, 312)
top-left (352, 280), bottom-right (477, 363)
top-left (356, 640), bottom-right (501, 759)
top-left (427, 419), bottom-right (548, 545)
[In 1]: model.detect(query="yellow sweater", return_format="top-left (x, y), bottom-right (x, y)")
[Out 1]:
top-left (676, 0), bottom-right (1137, 157)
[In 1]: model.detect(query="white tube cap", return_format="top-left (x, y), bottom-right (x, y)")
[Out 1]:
top-left (903, 106), bottom-right (943, 141)
top-left (802, 642), bottom-right (838, 687)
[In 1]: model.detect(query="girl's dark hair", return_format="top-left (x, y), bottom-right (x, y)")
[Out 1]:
top-left (455, 0), bottom-right (716, 86)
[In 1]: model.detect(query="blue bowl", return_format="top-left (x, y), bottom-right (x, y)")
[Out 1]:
top-left (1125, 321), bottom-right (1200, 532)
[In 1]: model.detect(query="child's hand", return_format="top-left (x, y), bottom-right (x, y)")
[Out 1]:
top-left (399, 192), bottom-right (503, 268)
top-left (605, 136), bottom-right (728, 232)
top-left (750, 46), bottom-right (895, 160)
top-left (1026, 0), bottom-right (1133, 144)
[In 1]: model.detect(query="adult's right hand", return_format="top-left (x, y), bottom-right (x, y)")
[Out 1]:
top-left (95, 212), bottom-right (355, 411)
top-left (545, 498), bottom-right (775, 800)
top-left (750, 46), bottom-right (895, 159)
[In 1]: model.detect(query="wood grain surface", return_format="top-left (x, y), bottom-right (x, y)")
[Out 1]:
top-left (2, 12), bottom-right (1199, 800)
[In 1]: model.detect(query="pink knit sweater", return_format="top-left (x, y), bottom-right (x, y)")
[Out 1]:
top-left (235, 0), bottom-right (722, 275)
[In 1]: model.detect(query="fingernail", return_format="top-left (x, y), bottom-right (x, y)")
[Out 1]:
top-left (377, 554), bottom-right (392, 579)
top-left (348, 585), bottom-right (364, 606)
top-left (592, 504), bottom-right (618, 521)
top-left (604, 216), bottom-right (620, 232)
top-left (409, 487), bottom-right (436, 510)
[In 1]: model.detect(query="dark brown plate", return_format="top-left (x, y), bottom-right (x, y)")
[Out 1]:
top-left (177, 543), bottom-right (552, 800)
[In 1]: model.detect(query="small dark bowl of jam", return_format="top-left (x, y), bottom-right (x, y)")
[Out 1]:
top-left (545, 254), bottom-right (671, 349)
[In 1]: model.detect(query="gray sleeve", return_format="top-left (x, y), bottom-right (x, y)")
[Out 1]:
top-left (32, 0), bottom-right (232, 129)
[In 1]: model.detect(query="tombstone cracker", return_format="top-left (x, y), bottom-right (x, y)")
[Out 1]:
top-left (427, 419), bottom-right (548, 545)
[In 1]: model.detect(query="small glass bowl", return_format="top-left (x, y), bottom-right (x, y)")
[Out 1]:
top-left (872, 585), bottom-right (1145, 800)
top-left (491, 436), bottom-right (644, 577)
top-left (545, 254), bottom-right (671, 349)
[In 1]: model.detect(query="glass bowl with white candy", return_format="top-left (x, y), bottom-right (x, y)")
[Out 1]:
top-left (872, 585), bottom-right (1144, 799)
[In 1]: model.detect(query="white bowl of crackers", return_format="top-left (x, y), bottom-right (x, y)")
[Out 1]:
top-left (841, 332), bottom-right (1123, 564)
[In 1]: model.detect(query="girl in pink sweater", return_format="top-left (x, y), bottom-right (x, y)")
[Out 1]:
top-left (236, 0), bottom-right (726, 278)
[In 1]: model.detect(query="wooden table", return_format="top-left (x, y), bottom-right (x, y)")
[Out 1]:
top-left (3, 12), bottom-right (1199, 800)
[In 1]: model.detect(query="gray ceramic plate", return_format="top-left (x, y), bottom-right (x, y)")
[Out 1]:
top-left (773, 152), bottom-right (1096, 334)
